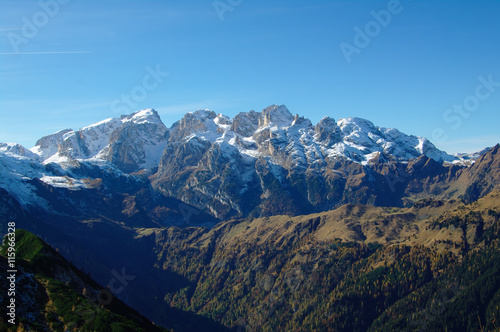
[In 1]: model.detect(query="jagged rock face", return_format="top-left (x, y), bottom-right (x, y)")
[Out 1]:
top-left (169, 109), bottom-right (217, 141)
top-left (315, 117), bottom-right (343, 146)
top-left (231, 110), bottom-right (260, 137)
top-left (104, 116), bottom-right (169, 173)
top-left (258, 104), bottom-right (294, 127)
top-left (31, 129), bottom-right (73, 160)
top-left (458, 144), bottom-right (500, 203)
top-left (150, 105), bottom-right (464, 219)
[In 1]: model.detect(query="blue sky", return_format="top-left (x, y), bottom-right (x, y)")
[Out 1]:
top-left (1, 0), bottom-right (499, 154)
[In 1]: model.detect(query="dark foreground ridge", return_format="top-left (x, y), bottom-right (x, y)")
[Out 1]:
top-left (0, 229), bottom-right (230, 332)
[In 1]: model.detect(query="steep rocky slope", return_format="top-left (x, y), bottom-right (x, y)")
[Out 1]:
top-left (0, 230), bottom-right (169, 331)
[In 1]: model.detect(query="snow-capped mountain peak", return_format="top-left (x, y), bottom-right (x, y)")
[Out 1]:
top-left (338, 117), bottom-right (377, 133)
top-left (1, 142), bottom-right (40, 161)
top-left (121, 108), bottom-right (164, 125)
top-left (29, 108), bottom-right (168, 172)
top-left (259, 104), bottom-right (294, 128)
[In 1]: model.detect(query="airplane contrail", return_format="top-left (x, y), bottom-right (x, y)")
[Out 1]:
top-left (0, 51), bottom-right (91, 55)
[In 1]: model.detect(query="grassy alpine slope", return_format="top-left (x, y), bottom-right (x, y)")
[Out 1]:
top-left (140, 191), bottom-right (500, 331)
top-left (0, 229), bottom-right (169, 332)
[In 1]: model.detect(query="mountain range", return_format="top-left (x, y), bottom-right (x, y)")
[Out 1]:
top-left (1, 105), bottom-right (499, 331)
top-left (1, 105), bottom-right (497, 223)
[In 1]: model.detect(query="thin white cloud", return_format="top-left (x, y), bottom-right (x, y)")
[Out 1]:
top-left (0, 51), bottom-right (91, 55)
